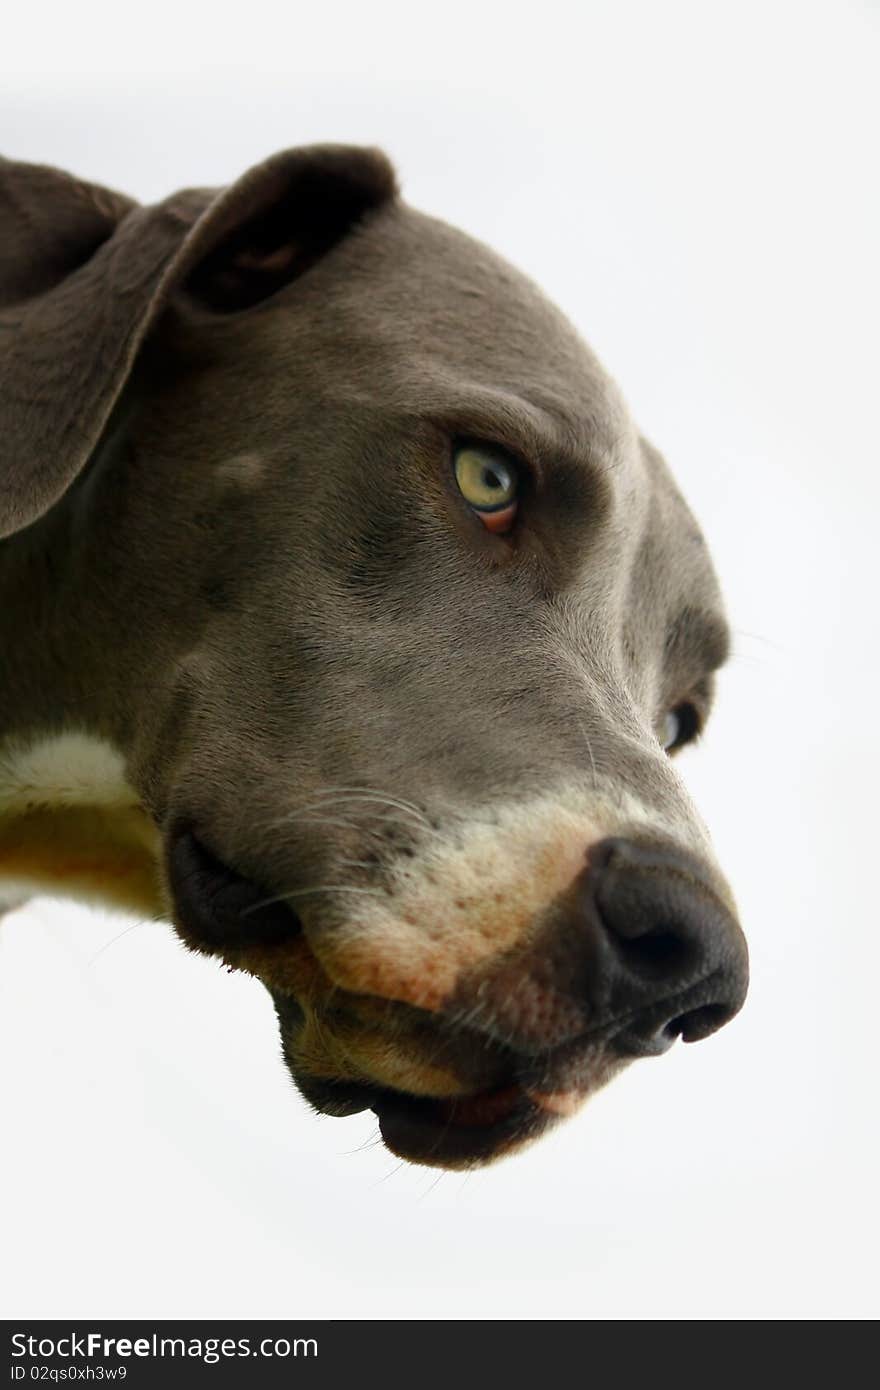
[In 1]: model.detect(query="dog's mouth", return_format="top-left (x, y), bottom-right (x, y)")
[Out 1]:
top-left (165, 822), bottom-right (576, 1165)
top-left (169, 822), bottom-right (663, 1166)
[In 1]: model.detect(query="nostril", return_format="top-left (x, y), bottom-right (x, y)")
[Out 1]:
top-left (665, 1002), bottom-right (735, 1044)
top-left (611, 925), bottom-right (698, 979)
top-left (619, 1000), bottom-right (735, 1059)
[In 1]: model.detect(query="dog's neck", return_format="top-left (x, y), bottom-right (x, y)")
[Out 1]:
top-left (0, 507), bottom-right (164, 919)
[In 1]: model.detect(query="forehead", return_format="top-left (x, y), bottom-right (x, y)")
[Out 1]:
top-left (288, 201), bottom-right (637, 471)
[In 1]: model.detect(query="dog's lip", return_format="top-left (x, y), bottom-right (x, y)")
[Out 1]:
top-left (165, 822), bottom-right (303, 952)
top-left (301, 1074), bottom-right (552, 1166)
top-left (371, 1083), bottom-right (546, 1166)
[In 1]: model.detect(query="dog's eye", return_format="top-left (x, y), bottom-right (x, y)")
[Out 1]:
top-left (660, 703), bottom-right (700, 753)
top-left (454, 444), bottom-right (519, 533)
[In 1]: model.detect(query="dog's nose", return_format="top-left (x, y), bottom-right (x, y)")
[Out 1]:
top-left (449, 834), bottom-right (748, 1060)
top-left (585, 836), bottom-right (749, 1053)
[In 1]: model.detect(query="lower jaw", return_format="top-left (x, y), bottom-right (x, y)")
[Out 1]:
top-left (376, 1092), bottom-right (548, 1169)
top-left (300, 1076), bottom-right (550, 1168)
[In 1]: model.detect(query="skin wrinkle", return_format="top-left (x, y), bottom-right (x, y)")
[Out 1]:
top-left (0, 145), bottom-right (747, 1167)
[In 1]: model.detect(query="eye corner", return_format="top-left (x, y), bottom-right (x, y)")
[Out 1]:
top-left (660, 700), bottom-right (703, 755)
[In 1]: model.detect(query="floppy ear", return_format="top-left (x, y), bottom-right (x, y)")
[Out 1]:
top-left (0, 145), bottom-right (397, 538)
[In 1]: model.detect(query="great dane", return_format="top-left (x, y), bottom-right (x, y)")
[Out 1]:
top-left (0, 145), bottom-right (748, 1168)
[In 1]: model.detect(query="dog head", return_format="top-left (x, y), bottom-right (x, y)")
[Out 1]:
top-left (1, 145), bottom-right (747, 1167)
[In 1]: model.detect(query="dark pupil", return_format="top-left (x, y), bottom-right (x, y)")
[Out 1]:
top-left (484, 467), bottom-right (503, 491)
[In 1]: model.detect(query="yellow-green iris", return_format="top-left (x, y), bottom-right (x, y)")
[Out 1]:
top-left (454, 445), bottom-right (518, 512)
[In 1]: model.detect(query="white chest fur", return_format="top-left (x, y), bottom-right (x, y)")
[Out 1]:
top-left (0, 731), bottom-right (163, 917)
top-left (0, 731), bottom-right (139, 816)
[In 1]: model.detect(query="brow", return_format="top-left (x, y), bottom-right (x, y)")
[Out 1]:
top-left (665, 608), bottom-right (731, 676)
top-left (416, 386), bottom-right (623, 485)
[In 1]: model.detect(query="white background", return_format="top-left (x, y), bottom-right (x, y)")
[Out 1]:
top-left (2, 0), bottom-right (877, 1321)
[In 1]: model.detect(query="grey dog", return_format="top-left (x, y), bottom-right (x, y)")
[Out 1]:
top-left (0, 144), bottom-right (747, 1168)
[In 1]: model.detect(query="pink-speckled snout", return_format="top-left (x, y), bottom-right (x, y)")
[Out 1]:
top-left (311, 829), bottom-right (748, 1060)
top-left (167, 788), bottom-right (746, 1167)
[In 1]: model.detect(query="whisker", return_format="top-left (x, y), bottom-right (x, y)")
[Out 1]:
top-left (266, 813), bottom-right (367, 833)
top-left (575, 714), bottom-right (598, 783)
top-left (261, 790), bottom-right (441, 844)
top-left (272, 790), bottom-right (431, 828)
top-left (241, 884), bottom-right (386, 916)
top-left (732, 627), bottom-right (780, 649)
top-left (369, 1158), bottom-right (406, 1188)
top-left (87, 917), bottom-right (147, 965)
top-left (418, 1169), bottom-right (448, 1201)
top-left (341, 1127), bottom-right (385, 1156)
top-left (295, 786), bottom-right (430, 819)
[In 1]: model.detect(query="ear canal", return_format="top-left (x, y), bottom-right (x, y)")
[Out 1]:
top-left (0, 144), bottom-right (397, 538)
top-left (184, 145), bottom-right (398, 312)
